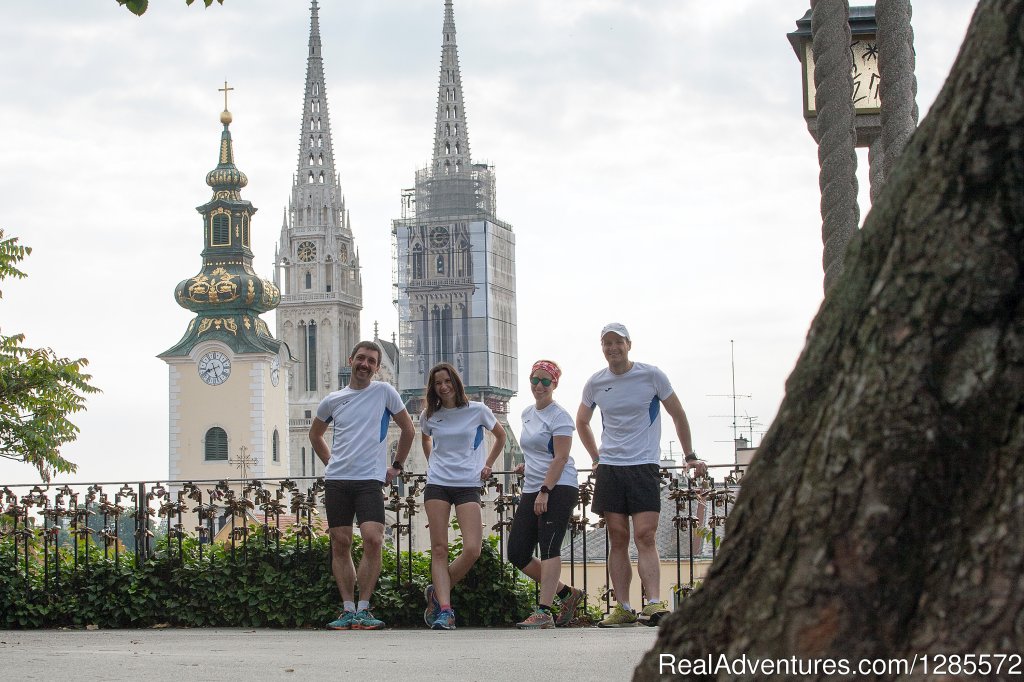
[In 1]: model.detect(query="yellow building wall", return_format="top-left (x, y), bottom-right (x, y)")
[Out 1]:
top-left (166, 341), bottom-right (289, 531)
top-left (557, 559), bottom-right (714, 610)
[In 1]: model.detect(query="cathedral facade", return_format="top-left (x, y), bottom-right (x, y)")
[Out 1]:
top-left (274, 0), bottom-right (363, 481)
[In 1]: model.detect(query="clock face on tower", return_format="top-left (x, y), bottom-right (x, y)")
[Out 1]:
top-left (429, 226), bottom-right (450, 249)
top-left (270, 356), bottom-right (281, 387)
top-left (297, 241), bottom-right (317, 262)
top-left (198, 350), bottom-right (232, 386)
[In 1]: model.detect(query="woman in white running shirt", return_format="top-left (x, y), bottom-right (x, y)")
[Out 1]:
top-left (508, 359), bottom-right (586, 629)
top-left (419, 362), bottom-right (506, 630)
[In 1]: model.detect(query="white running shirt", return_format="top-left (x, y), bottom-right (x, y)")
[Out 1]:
top-left (420, 402), bottom-right (497, 487)
top-left (580, 362), bottom-right (674, 466)
top-left (315, 381), bottom-right (407, 481)
top-left (519, 402), bottom-right (578, 493)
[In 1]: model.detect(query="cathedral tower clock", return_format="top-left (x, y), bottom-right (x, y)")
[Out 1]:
top-left (159, 91), bottom-right (290, 501)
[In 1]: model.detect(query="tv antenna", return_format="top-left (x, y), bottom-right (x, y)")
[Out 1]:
top-left (707, 340), bottom-right (751, 442)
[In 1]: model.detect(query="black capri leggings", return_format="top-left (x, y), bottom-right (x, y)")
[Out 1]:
top-left (507, 485), bottom-right (579, 569)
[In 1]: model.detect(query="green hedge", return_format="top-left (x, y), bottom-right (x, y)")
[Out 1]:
top-left (0, 529), bottom-right (541, 628)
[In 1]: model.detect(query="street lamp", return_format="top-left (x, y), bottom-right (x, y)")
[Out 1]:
top-left (787, 6), bottom-right (880, 147)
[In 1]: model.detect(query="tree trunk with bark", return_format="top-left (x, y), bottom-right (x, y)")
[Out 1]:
top-left (636, 1), bottom-right (1023, 679)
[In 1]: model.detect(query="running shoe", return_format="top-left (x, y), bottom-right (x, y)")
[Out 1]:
top-left (431, 608), bottom-right (456, 630)
top-left (638, 600), bottom-right (670, 626)
top-left (555, 587), bottom-right (585, 627)
top-left (597, 603), bottom-right (637, 628)
top-left (517, 608), bottom-right (554, 630)
top-left (326, 610), bottom-right (357, 630)
top-left (352, 609), bottom-right (385, 630)
top-left (421, 581), bottom-right (442, 622)
top-left (423, 584), bottom-right (441, 626)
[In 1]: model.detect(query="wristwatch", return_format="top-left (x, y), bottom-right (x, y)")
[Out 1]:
top-left (391, 460), bottom-right (404, 471)
top-left (685, 452), bottom-right (699, 463)
top-left (540, 486), bottom-right (551, 494)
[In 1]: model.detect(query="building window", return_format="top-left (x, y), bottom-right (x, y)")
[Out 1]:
top-left (241, 215), bottom-right (250, 246)
top-left (436, 255), bottom-right (444, 274)
top-left (211, 214), bottom-right (229, 246)
top-left (412, 244), bottom-right (424, 280)
top-left (301, 447), bottom-right (306, 476)
top-left (305, 272), bottom-right (312, 289)
top-left (301, 321), bottom-right (318, 392)
top-left (204, 427), bottom-right (228, 461)
top-left (272, 429), bottom-right (280, 462)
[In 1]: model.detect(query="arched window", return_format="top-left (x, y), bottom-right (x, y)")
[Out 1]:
top-left (305, 272), bottom-right (312, 289)
top-left (413, 243), bottom-right (424, 280)
top-left (318, 172), bottom-right (324, 183)
top-left (318, 154), bottom-right (323, 166)
top-left (309, 154), bottom-right (315, 166)
top-left (436, 255), bottom-right (444, 274)
top-left (304, 321), bottom-right (318, 392)
top-left (308, 172), bottom-right (314, 184)
top-left (313, 82), bottom-right (319, 96)
top-left (317, 137), bottom-right (323, 148)
top-left (204, 427), bottom-right (228, 461)
top-left (272, 429), bottom-right (280, 462)
top-left (211, 213), bottom-right (229, 245)
top-left (301, 446), bottom-right (306, 476)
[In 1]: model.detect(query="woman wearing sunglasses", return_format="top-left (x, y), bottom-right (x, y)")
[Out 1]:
top-left (420, 362), bottom-right (507, 630)
top-left (508, 360), bottom-right (586, 629)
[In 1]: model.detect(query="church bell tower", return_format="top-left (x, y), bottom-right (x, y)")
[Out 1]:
top-left (160, 90), bottom-right (289, 487)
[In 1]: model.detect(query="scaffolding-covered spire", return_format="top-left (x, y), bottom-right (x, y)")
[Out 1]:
top-left (432, 0), bottom-right (472, 175)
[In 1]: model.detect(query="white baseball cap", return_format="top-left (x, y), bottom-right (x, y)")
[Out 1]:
top-left (600, 322), bottom-right (630, 340)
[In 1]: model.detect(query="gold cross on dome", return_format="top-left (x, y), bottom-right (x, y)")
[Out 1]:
top-left (218, 80), bottom-right (234, 111)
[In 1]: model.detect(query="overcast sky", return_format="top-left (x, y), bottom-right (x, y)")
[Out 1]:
top-left (0, 1), bottom-right (976, 484)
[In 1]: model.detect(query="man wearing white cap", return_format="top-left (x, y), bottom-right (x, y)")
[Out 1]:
top-left (576, 322), bottom-right (706, 627)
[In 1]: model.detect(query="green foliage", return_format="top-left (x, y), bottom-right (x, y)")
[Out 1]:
top-left (0, 230), bottom-right (99, 481)
top-left (0, 528), bottom-right (539, 629)
top-left (115, 0), bottom-right (225, 16)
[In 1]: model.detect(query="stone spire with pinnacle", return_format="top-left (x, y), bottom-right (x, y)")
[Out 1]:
top-left (275, 1), bottom-right (363, 480)
top-left (432, 0), bottom-right (472, 175)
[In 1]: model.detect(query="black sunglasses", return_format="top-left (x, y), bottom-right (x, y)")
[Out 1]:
top-left (530, 377), bottom-right (553, 387)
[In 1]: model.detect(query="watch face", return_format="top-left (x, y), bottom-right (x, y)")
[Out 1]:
top-left (297, 241), bottom-right (317, 262)
top-left (270, 356), bottom-right (281, 387)
top-left (198, 350), bottom-right (231, 386)
top-left (429, 226), bottom-right (450, 249)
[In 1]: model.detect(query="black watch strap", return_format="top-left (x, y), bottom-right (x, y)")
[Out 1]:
top-left (391, 460), bottom-right (403, 471)
top-left (540, 485), bottom-right (551, 494)
top-left (685, 452), bottom-right (698, 463)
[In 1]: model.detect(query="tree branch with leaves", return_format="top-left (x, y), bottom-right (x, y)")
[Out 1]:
top-left (0, 230), bottom-right (99, 481)
top-left (116, 0), bottom-right (225, 17)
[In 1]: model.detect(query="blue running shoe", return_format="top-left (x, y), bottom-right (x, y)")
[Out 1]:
top-left (431, 608), bottom-right (456, 630)
top-left (327, 610), bottom-right (356, 630)
top-left (423, 584), bottom-right (441, 626)
top-left (352, 609), bottom-right (385, 630)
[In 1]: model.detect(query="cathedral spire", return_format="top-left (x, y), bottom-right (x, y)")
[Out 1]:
top-left (297, 0), bottom-right (337, 189)
top-left (432, 0), bottom-right (472, 175)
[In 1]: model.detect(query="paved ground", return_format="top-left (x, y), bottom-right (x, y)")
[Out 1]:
top-left (0, 626), bottom-right (660, 681)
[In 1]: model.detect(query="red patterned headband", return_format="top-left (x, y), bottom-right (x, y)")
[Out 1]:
top-left (531, 360), bottom-right (561, 382)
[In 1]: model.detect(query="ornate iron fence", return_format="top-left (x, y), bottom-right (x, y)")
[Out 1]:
top-left (1, 463), bottom-right (746, 613)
